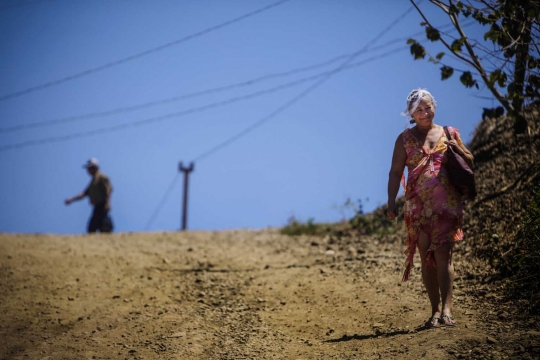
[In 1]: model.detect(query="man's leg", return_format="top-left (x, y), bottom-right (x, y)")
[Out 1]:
top-left (87, 207), bottom-right (101, 233)
top-left (100, 209), bottom-right (113, 233)
top-left (88, 204), bottom-right (109, 233)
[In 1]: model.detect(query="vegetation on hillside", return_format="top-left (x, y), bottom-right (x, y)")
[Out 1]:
top-left (280, 109), bottom-right (539, 315)
top-left (408, 0), bottom-right (540, 134)
top-left (280, 198), bottom-right (403, 238)
top-left (504, 180), bottom-right (540, 314)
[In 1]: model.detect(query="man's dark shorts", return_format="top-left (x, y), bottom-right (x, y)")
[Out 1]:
top-left (88, 203), bottom-right (114, 233)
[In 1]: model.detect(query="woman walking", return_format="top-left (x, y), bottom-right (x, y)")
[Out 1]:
top-left (387, 89), bottom-right (474, 328)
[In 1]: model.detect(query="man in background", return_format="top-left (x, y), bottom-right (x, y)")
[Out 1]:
top-left (65, 158), bottom-right (113, 233)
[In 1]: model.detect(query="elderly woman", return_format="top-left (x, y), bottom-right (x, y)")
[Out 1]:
top-left (387, 89), bottom-right (474, 328)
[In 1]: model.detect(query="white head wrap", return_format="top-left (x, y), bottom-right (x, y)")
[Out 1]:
top-left (401, 88), bottom-right (437, 118)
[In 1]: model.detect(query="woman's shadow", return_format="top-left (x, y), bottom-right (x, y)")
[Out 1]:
top-left (323, 328), bottom-right (414, 343)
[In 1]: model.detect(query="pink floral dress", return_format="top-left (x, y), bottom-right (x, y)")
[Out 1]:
top-left (401, 126), bottom-right (464, 281)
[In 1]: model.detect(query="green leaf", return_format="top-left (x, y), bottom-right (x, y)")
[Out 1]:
top-left (441, 66), bottom-right (454, 80)
top-left (497, 72), bottom-right (507, 87)
top-left (425, 26), bottom-right (441, 42)
top-left (473, 10), bottom-right (489, 25)
top-left (489, 69), bottom-right (502, 86)
top-left (406, 38), bottom-right (416, 45)
top-left (503, 48), bottom-right (516, 58)
top-left (451, 38), bottom-right (464, 53)
top-left (435, 52), bottom-right (445, 60)
top-left (460, 71), bottom-right (476, 88)
top-left (484, 24), bottom-right (501, 43)
top-left (507, 82), bottom-right (516, 96)
top-left (410, 43), bottom-right (426, 60)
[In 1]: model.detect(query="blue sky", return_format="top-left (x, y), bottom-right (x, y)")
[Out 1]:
top-left (0, 0), bottom-right (493, 234)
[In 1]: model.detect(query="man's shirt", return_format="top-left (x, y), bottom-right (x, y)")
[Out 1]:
top-left (84, 172), bottom-right (112, 206)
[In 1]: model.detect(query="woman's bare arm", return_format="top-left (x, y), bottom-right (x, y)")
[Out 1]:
top-left (456, 143), bottom-right (474, 168)
top-left (387, 133), bottom-right (406, 219)
top-left (445, 130), bottom-right (474, 169)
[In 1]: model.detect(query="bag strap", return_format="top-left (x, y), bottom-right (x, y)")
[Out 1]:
top-left (443, 126), bottom-right (452, 141)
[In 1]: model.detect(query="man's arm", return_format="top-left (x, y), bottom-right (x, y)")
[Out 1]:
top-left (102, 176), bottom-right (113, 210)
top-left (104, 186), bottom-right (112, 210)
top-left (65, 192), bottom-right (86, 205)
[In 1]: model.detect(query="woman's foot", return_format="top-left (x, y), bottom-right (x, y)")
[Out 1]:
top-left (441, 314), bottom-right (456, 326)
top-left (425, 316), bottom-right (442, 328)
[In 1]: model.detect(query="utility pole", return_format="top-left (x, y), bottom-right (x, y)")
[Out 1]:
top-left (179, 162), bottom-right (194, 231)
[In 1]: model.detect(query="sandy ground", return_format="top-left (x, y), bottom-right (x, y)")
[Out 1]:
top-left (1, 230), bottom-right (539, 360)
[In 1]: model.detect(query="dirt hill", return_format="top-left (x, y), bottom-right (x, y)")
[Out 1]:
top-left (463, 107), bottom-right (540, 254)
top-left (1, 229), bottom-right (539, 360)
top-left (0, 114), bottom-right (539, 360)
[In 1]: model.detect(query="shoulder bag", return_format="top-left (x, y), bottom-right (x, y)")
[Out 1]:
top-left (443, 126), bottom-right (477, 200)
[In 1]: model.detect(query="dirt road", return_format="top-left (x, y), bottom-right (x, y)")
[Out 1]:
top-left (1, 230), bottom-right (538, 359)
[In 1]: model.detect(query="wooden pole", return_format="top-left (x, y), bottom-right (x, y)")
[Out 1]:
top-left (179, 162), bottom-right (194, 230)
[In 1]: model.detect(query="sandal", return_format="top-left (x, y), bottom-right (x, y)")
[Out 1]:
top-left (441, 314), bottom-right (456, 326)
top-left (425, 317), bottom-right (441, 328)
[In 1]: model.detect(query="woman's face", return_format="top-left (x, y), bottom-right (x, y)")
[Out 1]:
top-left (411, 98), bottom-right (435, 126)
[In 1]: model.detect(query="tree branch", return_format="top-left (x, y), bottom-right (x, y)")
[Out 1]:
top-left (476, 0), bottom-right (498, 13)
top-left (410, 0), bottom-right (479, 69)
top-left (431, 0), bottom-right (514, 113)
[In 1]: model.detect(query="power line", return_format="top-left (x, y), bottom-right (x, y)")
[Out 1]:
top-left (0, 51), bottom-right (405, 134)
top-left (0, 45), bottom-right (402, 134)
top-left (0, 51), bottom-right (403, 135)
top-left (0, 46), bottom-right (408, 153)
top-left (144, 173), bottom-right (181, 231)
top-left (0, 0), bottom-right (54, 11)
top-left (191, 45), bottom-right (409, 162)
top-left (144, 3), bottom-right (420, 230)
top-left (0, 21), bottom-right (466, 134)
top-left (0, 0), bottom-right (292, 102)
top-left (190, 4), bottom-right (419, 163)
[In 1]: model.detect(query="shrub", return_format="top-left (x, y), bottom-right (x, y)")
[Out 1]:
top-left (504, 180), bottom-right (540, 314)
top-left (280, 217), bottom-right (324, 236)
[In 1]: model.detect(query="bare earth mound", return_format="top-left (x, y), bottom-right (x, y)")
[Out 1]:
top-left (2, 113), bottom-right (539, 359)
top-left (1, 230), bottom-right (539, 359)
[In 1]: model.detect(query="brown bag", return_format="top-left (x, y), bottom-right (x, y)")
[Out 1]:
top-left (443, 126), bottom-right (477, 200)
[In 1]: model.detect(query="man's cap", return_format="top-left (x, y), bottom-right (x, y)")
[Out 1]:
top-left (83, 158), bottom-right (99, 169)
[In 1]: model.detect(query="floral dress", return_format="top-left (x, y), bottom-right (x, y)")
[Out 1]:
top-left (401, 126), bottom-right (464, 281)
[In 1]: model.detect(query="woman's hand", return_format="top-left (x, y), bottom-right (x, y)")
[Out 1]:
top-left (444, 138), bottom-right (474, 168)
top-left (444, 139), bottom-right (465, 155)
top-left (387, 202), bottom-right (398, 220)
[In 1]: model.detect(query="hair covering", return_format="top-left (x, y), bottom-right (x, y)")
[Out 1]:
top-left (83, 158), bottom-right (99, 169)
top-left (401, 88), bottom-right (437, 118)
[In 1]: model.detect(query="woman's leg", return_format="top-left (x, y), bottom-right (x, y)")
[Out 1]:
top-left (434, 242), bottom-right (456, 325)
top-left (417, 232), bottom-right (441, 323)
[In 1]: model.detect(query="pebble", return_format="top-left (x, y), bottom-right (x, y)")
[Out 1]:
top-left (168, 332), bottom-right (185, 338)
